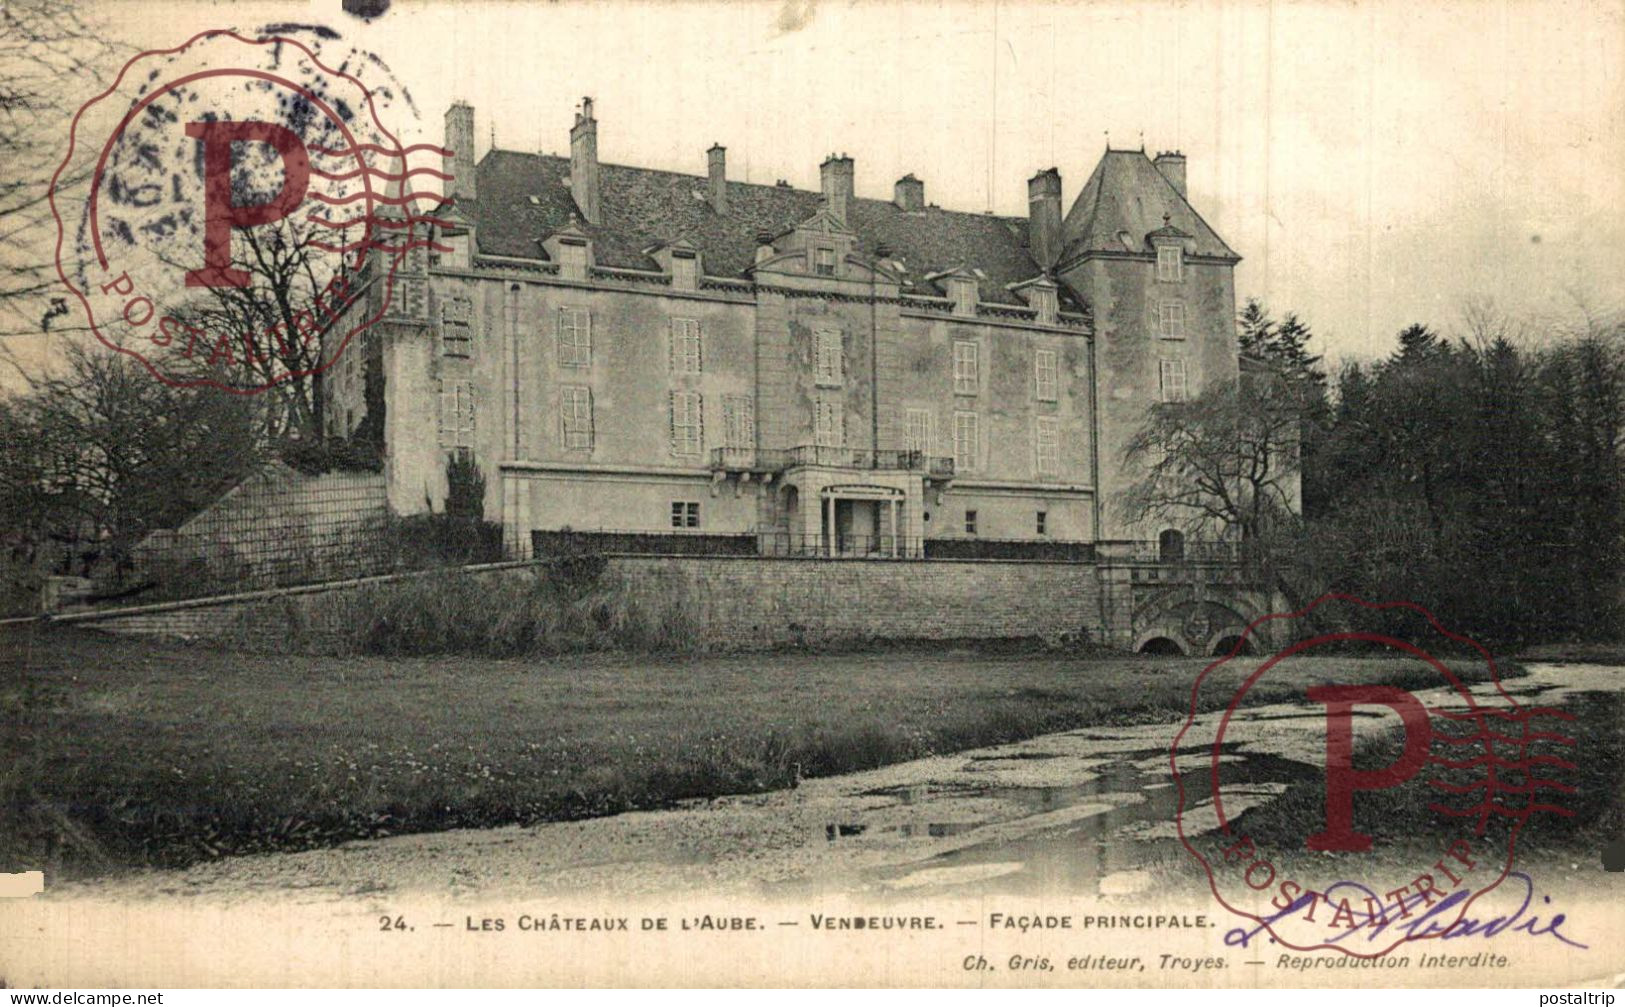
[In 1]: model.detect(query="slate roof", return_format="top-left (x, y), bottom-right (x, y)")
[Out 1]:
top-left (1059, 149), bottom-right (1238, 263)
top-left (462, 149), bottom-right (1059, 306)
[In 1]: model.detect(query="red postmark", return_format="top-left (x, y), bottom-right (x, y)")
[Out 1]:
top-left (49, 29), bottom-right (453, 394)
top-left (1171, 594), bottom-right (1577, 958)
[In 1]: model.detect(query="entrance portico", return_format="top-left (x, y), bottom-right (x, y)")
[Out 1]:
top-left (780, 464), bottom-right (927, 558)
top-left (820, 484), bottom-right (906, 557)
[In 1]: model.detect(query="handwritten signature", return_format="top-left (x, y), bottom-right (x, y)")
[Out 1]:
top-left (1223, 872), bottom-right (1587, 950)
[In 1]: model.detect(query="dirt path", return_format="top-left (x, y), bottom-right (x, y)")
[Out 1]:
top-left (52, 662), bottom-right (1622, 905)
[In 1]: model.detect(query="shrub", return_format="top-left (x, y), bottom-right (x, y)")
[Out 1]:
top-left (444, 455), bottom-right (486, 520)
top-left (387, 513), bottom-right (505, 570)
top-left (324, 561), bottom-right (696, 657)
top-left (278, 436), bottom-right (382, 475)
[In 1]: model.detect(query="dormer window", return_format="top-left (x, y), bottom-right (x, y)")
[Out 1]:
top-left (814, 247), bottom-right (836, 277)
top-left (441, 230), bottom-right (471, 270)
top-left (671, 249), bottom-right (698, 289)
top-left (1158, 245), bottom-right (1183, 282)
top-left (1032, 286), bottom-right (1058, 324)
top-left (947, 274), bottom-right (977, 316)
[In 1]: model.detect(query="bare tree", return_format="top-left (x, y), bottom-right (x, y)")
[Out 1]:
top-left (1119, 367), bottom-right (1303, 545)
top-left (0, 1), bottom-right (118, 344)
top-left (161, 219), bottom-right (338, 440)
top-left (0, 342), bottom-right (261, 593)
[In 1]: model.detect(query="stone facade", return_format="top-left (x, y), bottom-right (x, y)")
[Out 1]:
top-left (305, 100), bottom-right (1275, 654)
top-left (321, 101), bottom-right (1243, 562)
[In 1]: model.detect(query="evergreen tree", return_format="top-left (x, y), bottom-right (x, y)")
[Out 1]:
top-left (1237, 299), bottom-right (1274, 360)
top-left (1271, 313), bottom-right (1327, 392)
top-left (1392, 323), bottom-right (1445, 364)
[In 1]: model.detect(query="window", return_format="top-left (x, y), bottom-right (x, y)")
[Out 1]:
top-left (438, 379), bottom-right (475, 451)
top-left (560, 385), bottom-right (593, 450)
top-left (964, 510), bottom-right (978, 535)
top-left (953, 340), bottom-right (978, 395)
top-left (1036, 511), bottom-right (1048, 536)
top-left (1032, 286), bottom-right (1058, 324)
top-left (1157, 245), bottom-right (1183, 283)
top-left (558, 307), bottom-right (591, 366)
top-left (904, 407), bottom-right (933, 455)
top-left (815, 396), bottom-right (844, 448)
top-left (722, 394), bottom-right (755, 448)
top-left (670, 390), bottom-right (703, 456)
top-left (440, 296), bottom-right (472, 357)
top-left (1035, 416), bottom-right (1060, 477)
top-left (814, 247), bottom-right (836, 277)
top-left (557, 240), bottom-right (588, 281)
top-left (815, 329), bottom-right (843, 386)
top-left (1159, 528), bottom-right (1186, 563)
top-left (1159, 300), bottom-right (1186, 339)
top-left (953, 410), bottom-right (979, 472)
top-left (671, 501), bottom-right (700, 529)
top-left (671, 253), bottom-right (697, 290)
top-left (1035, 349), bottom-right (1058, 401)
top-left (670, 318), bottom-right (701, 374)
top-left (1159, 358), bottom-right (1188, 403)
top-left (441, 231), bottom-right (470, 270)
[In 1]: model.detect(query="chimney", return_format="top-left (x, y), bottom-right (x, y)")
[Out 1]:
top-left (820, 153), bottom-right (854, 223)
top-left (443, 101), bottom-right (476, 202)
top-left (754, 229), bottom-right (775, 265)
top-left (1027, 167), bottom-right (1063, 271)
top-left (893, 173), bottom-right (924, 212)
top-left (1154, 150), bottom-right (1187, 199)
top-left (570, 97), bottom-right (601, 225)
top-left (707, 143), bottom-right (728, 215)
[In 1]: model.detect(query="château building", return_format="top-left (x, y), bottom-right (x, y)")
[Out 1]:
top-left (323, 98), bottom-right (1244, 564)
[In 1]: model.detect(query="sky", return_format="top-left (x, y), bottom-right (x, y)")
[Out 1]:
top-left (36, 0), bottom-right (1625, 368)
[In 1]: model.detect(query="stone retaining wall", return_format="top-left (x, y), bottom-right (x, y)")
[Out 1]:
top-left (37, 555), bottom-right (1105, 650)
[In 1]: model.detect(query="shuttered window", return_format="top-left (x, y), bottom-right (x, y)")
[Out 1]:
top-left (560, 385), bottom-right (593, 450)
top-left (670, 390), bottom-right (703, 456)
top-left (557, 307), bottom-right (591, 366)
top-left (1035, 349), bottom-right (1058, 401)
top-left (1035, 416), bottom-right (1060, 477)
top-left (904, 408), bottom-right (933, 454)
top-left (815, 329), bottom-right (843, 386)
top-left (815, 396), bottom-right (844, 448)
top-left (1160, 358), bottom-right (1188, 403)
top-left (953, 340), bottom-right (978, 395)
top-left (438, 380), bottom-right (475, 449)
top-left (722, 395), bottom-right (755, 448)
top-left (440, 296), bottom-right (472, 357)
top-left (1159, 300), bottom-right (1186, 339)
top-left (953, 411), bottom-right (979, 472)
top-left (1158, 245), bottom-right (1183, 282)
top-left (670, 318), bottom-right (701, 374)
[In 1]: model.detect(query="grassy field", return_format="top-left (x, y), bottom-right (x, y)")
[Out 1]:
top-left (2, 626), bottom-right (1523, 879)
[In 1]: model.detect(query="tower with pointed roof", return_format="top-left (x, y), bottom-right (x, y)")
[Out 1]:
top-left (1052, 147), bottom-right (1243, 542)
